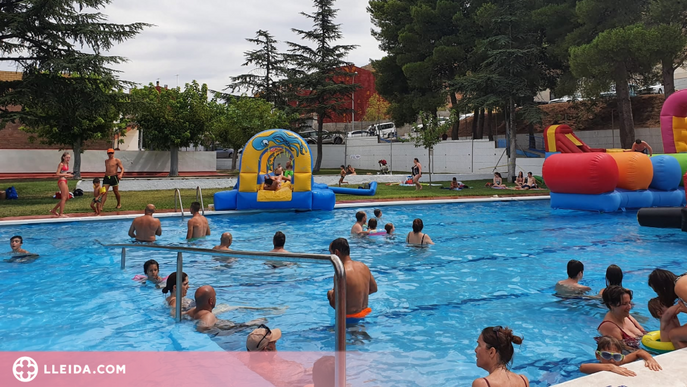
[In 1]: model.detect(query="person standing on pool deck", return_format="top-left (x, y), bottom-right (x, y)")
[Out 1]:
top-left (327, 238), bottom-right (377, 317)
top-left (213, 232), bottom-right (232, 250)
top-left (102, 148), bottom-right (124, 209)
top-left (555, 260), bottom-right (591, 295)
top-left (128, 204), bottom-right (162, 242)
top-left (351, 211), bottom-right (369, 236)
top-left (51, 151), bottom-right (73, 217)
top-left (186, 285), bottom-right (218, 331)
top-left (186, 201), bottom-right (211, 240)
top-left (472, 326), bottom-right (529, 387)
top-left (411, 158), bottom-right (422, 190)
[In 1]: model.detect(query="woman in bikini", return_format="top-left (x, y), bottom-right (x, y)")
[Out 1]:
top-left (473, 326), bottom-right (529, 387)
top-left (514, 172), bottom-right (524, 189)
top-left (50, 152), bottom-right (73, 218)
top-left (597, 286), bottom-right (646, 351)
top-left (492, 172), bottom-right (506, 188)
top-left (406, 218), bottom-right (434, 245)
top-left (412, 158), bottom-right (422, 190)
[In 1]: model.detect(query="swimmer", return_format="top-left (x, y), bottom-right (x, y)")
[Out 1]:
top-left (246, 324), bottom-right (282, 352)
top-left (384, 223), bottom-right (395, 235)
top-left (374, 208), bottom-right (382, 220)
top-left (243, 325), bottom-right (311, 387)
top-left (473, 326), bottom-right (528, 387)
top-left (269, 231), bottom-right (289, 253)
top-left (144, 259), bottom-right (163, 283)
top-left (9, 235), bottom-right (28, 255)
top-left (326, 238), bottom-right (377, 316)
top-left (406, 218), bottom-right (434, 245)
top-left (648, 297), bottom-right (687, 345)
top-left (579, 336), bottom-right (661, 376)
top-left (90, 178), bottom-right (104, 215)
top-left (128, 204), bottom-right (162, 242)
top-left (186, 285), bottom-right (218, 332)
top-left (186, 201), bottom-right (210, 240)
top-left (599, 264), bottom-right (623, 297)
top-left (555, 260), bottom-right (591, 295)
top-left (161, 271), bottom-right (190, 316)
top-left (351, 211), bottom-right (369, 236)
top-left (367, 218), bottom-right (378, 233)
top-left (213, 232), bottom-right (233, 250)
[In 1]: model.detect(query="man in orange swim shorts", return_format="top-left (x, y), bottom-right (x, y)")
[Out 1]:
top-left (327, 238), bottom-right (377, 320)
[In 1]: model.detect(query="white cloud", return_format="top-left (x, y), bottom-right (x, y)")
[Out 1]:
top-left (103, 0), bottom-right (384, 91)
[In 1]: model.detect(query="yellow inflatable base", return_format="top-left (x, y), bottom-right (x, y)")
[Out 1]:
top-left (257, 182), bottom-right (293, 202)
top-left (641, 330), bottom-right (675, 353)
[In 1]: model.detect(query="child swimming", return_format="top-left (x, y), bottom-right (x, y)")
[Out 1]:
top-left (579, 336), bottom-right (661, 376)
top-left (648, 297), bottom-right (687, 344)
top-left (132, 259), bottom-right (167, 284)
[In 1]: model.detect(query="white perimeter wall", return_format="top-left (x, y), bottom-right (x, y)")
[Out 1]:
top-left (0, 150), bottom-right (216, 173)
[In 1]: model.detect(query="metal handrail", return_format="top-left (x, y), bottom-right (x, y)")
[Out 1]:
top-left (107, 242), bottom-right (347, 387)
top-left (173, 188), bottom-right (184, 217)
top-left (195, 186), bottom-right (205, 215)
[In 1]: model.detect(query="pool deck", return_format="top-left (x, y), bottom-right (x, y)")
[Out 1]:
top-left (552, 348), bottom-right (687, 387)
top-left (0, 195), bottom-right (550, 225)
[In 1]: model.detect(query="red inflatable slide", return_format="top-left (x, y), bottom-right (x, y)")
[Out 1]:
top-left (544, 124), bottom-right (605, 153)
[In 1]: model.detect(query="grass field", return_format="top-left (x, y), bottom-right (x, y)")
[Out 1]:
top-left (0, 178), bottom-right (548, 217)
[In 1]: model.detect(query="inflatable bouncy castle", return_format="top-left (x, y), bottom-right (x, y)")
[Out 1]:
top-left (213, 129), bottom-right (336, 211)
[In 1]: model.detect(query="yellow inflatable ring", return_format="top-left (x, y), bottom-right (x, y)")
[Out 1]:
top-left (641, 330), bottom-right (675, 353)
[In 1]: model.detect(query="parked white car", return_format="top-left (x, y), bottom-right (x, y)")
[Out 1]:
top-left (638, 84), bottom-right (663, 95)
top-left (347, 130), bottom-right (371, 138)
top-left (367, 122), bottom-right (397, 138)
top-left (299, 129), bottom-right (345, 144)
top-left (549, 93), bottom-right (582, 104)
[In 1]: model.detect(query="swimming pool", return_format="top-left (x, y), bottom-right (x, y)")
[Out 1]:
top-left (2, 200), bottom-right (686, 386)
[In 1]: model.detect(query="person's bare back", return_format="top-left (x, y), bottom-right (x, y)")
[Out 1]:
top-left (327, 238), bottom-right (377, 315)
top-left (187, 202), bottom-right (210, 240)
top-left (128, 205), bottom-right (162, 242)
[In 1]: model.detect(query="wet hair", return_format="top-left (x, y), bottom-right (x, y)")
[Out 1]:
top-left (143, 259), bottom-right (159, 274)
top-left (636, 139), bottom-right (642, 144)
top-left (385, 223), bottom-right (394, 234)
top-left (596, 336), bottom-right (623, 352)
top-left (355, 211), bottom-right (366, 222)
top-left (368, 218), bottom-right (377, 230)
top-left (648, 268), bottom-right (678, 307)
top-left (190, 201), bottom-right (201, 213)
top-left (648, 297), bottom-right (664, 319)
top-left (312, 356), bottom-right (335, 387)
top-left (273, 231), bottom-right (286, 248)
top-left (602, 285), bottom-right (633, 310)
top-left (92, 177), bottom-right (100, 184)
top-left (61, 152), bottom-right (70, 163)
top-left (566, 260), bottom-right (584, 279)
top-left (605, 264), bottom-right (623, 287)
top-left (10, 235), bottom-right (22, 243)
top-left (161, 272), bottom-right (188, 294)
top-left (330, 238), bottom-right (350, 256)
top-left (481, 326), bottom-right (523, 366)
top-left (374, 209), bottom-right (382, 218)
top-left (412, 218), bottom-right (424, 233)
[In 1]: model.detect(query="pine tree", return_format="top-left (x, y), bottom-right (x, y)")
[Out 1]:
top-left (285, 0), bottom-right (358, 172)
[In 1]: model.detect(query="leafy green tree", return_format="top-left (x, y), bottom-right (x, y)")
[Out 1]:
top-left (211, 96), bottom-right (294, 170)
top-left (227, 30), bottom-right (288, 107)
top-left (284, 0), bottom-right (358, 172)
top-left (645, 0), bottom-right (687, 97)
top-left (362, 93), bottom-right (390, 123)
top-left (413, 112), bottom-right (451, 186)
top-left (131, 81), bottom-right (213, 176)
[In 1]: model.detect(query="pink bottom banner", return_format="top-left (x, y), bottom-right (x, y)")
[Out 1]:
top-left (2, 352), bottom-right (344, 387)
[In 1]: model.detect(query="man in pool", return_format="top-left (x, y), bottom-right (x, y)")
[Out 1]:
top-left (351, 211), bottom-right (369, 236)
top-left (102, 148), bottom-right (124, 209)
top-left (186, 201), bottom-right (210, 240)
top-left (213, 232), bottom-right (232, 250)
top-left (128, 204), bottom-right (162, 242)
top-left (186, 285), bottom-right (217, 332)
top-left (9, 235), bottom-right (28, 255)
top-left (555, 259), bottom-right (592, 295)
top-left (267, 231), bottom-right (294, 268)
top-left (327, 238), bottom-right (377, 318)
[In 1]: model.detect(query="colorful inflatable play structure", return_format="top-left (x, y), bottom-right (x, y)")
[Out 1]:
top-left (213, 129), bottom-right (336, 211)
top-left (542, 89), bottom-right (687, 212)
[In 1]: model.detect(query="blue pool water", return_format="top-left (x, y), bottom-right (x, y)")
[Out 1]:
top-left (2, 200), bottom-right (687, 386)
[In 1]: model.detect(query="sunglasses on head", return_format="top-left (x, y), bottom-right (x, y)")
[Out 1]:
top-left (596, 350), bottom-right (624, 362)
top-left (256, 324), bottom-right (271, 349)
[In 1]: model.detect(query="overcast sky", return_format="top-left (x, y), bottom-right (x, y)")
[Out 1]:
top-left (100, 0), bottom-right (385, 92)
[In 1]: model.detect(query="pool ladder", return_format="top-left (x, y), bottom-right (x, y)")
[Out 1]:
top-left (108, 243), bottom-right (348, 387)
top-left (173, 186), bottom-right (205, 217)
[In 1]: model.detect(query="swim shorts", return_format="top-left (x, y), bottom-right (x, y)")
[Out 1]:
top-left (103, 175), bottom-right (119, 186)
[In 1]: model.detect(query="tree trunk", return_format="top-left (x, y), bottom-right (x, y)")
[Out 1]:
top-left (72, 140), bottom-right (82, 179)
top-left (314, 115), bottom-right (324, 172)
top-left (476, 108), bottom-right (485, 139)
top-left (471, 108), bottom-right (479, 139)
top-left (662, 59), bottom-right (676, 98)
top-left (508, 98), bottom-right (517, 180)
top-left (487, 109), bottom-right (494, 141)
top-left (449, 93), bottom-right (459, 140)
top-left (170, 146), bottom-right (179, 177)
top-left (231, 151), bottom-right (238, 170)
top-left (615, 67), bottom-right (635, 149)
top-left (528, 123), bottom-right (535, 149)
top-left (428, 147), bottom-right (432, 186)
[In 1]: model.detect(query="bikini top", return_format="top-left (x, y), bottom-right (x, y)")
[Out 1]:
top-left (406, 233), bottom-right (427, 245)
top-left (61, 164), bottom-right (69, 172)
top-left (482, 374), bottom-right (527, 387)
top-left (597, 319), bottom-right (646, 349)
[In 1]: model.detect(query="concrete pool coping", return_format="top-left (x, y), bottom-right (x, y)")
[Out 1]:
top-left (0, 195), bottom-right (550, 226)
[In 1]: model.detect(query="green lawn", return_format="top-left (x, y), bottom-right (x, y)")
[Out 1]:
top-left (0, 178), bottom-right (548, 217)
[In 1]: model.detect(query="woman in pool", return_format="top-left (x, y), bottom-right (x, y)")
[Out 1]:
top-left (599, 264), bottom-right (623, 297)
top-left (411, 158), bottom-right (422, 190)
top-left (162, 271), bottom-right (190, 316)
top-left (648, 268), bottom-right (687, 348)
top-left (406, 218), bottom-right (434, 245)
top-left (50, 152), bottom-right (73, 218)
top-left (597, 286), bottom-right (646, 351)
top-left (472, 326), bottom-right (529, 387)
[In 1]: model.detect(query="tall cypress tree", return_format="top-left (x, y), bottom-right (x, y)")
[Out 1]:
top-left (285, 0), bottom-right (358, 172)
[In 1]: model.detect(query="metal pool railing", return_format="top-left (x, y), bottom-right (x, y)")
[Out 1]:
top-left (103, 242), bottom-right (348, 387)
top-left (173, 188), bottom-right (184, 217)
top-left (195, 186), bottom-right (205, 215)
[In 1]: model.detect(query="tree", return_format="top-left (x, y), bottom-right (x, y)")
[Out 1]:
top-left (413, 113), bottom-right (450, 186)
top-left (211, 96), bottom-right (294, 170)
top-left (285, 0), bottom-right (358, 172)
top-left (227, 30), bottom-right (288, 107)
top-left (131, 81), bottom-right (213, 177)
top-left (645, 0), bottom-right (687, 97)
top-left (362, 93), bottom-right (390, 123)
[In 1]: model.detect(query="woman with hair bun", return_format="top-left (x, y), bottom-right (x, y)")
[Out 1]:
top-left (162, 271), bottom-right (190, 316)
top-left (473, 326), bottom-right (529, 387)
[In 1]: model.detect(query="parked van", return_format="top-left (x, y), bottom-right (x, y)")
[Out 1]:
top-left (367, 122), bottom-right (396, 138)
